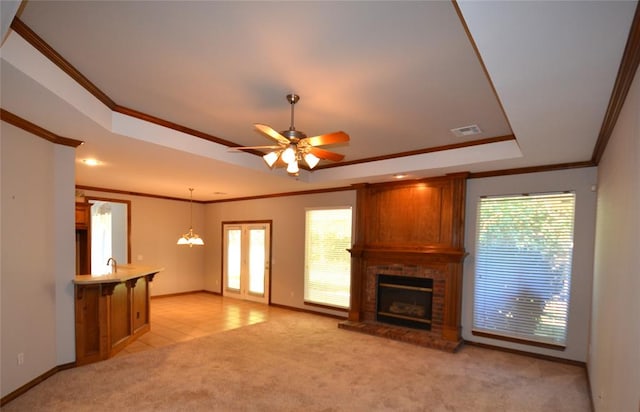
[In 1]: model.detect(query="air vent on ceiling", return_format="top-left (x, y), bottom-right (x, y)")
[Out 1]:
top-left (450, 124), bottom-right (482, 137)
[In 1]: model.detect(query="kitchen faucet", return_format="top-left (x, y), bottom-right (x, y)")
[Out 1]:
top-left (106, 257), bottom-right (117, 273)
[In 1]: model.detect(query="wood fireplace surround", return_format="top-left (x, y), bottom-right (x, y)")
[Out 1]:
top-left (339, 173), bottom-right (467, 352)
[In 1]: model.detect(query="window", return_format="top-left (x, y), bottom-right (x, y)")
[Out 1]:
top-left (91, 202), bottom-right (112, 273)
top-left (472, 192), bottom-right (576, 348)
top-left (304, 207), bottom-right (352, 309)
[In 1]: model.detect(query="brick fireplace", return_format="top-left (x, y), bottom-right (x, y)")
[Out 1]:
top-left (338, 174), bottom-right (467, 352)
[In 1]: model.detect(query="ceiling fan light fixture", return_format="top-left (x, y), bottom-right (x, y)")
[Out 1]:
top-left (281, 146), bottom-right (296, 164)
top-left (304, 152), bottom-right (320, 169)
top-left (240, 94), bottom-right (349, 176)
top-left (286, 160), bottom-right (299, 174)
top-left (263, 151), bottom-right (280, 167)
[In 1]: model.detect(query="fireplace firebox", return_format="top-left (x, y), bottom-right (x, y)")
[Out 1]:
top-left (376, 275), bottom-right (433, 330)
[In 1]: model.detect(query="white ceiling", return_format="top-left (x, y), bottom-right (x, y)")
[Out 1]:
top-left (0, 1), bottom-right (636, 201)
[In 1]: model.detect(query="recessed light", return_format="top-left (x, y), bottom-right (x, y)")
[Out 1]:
top-left (82, 158), bottom-right (100, 166)
top-left (393, 173), bottom-right (408, 179)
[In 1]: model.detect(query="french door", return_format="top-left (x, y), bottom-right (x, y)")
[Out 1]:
top-left (222, 222), bottom-right (271, 304)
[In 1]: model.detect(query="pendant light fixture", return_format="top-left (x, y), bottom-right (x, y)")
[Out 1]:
top-left (177, 188), bottom-right (204, 247)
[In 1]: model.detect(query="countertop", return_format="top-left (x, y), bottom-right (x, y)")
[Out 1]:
top-left (74, 264), bottom-right (164, 285)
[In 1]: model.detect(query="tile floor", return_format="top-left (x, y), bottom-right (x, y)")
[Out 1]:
top-left (117, 292), bottom-right (288, 356)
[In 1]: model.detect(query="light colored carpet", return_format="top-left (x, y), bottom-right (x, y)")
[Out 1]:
top-left (2, 311), bottom-right (590, 411)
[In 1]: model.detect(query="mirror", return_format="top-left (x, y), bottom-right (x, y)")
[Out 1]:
top-left (87, 197), bottom-right (131, 274)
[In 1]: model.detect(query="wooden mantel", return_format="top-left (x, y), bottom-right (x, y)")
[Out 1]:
top-left (348, 246), bottom-right (467, 262)
top-left (343, 173), bottom-right (467, 350)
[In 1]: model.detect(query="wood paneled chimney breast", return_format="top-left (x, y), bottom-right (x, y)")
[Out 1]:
top-left (340, 173), bottom-right (468, 352)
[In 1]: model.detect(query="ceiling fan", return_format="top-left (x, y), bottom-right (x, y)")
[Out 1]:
top-left (230, 94), bottom-right (349, 175)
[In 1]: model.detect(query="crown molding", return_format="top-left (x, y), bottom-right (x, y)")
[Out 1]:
top-left (0, 108), bottom-right (83, 148)
top-left (315, 135), bottom-right (516, 170)
top-left (591, 2), bottom-right (640, 164)
top-left (10, 17), bottom-right (116, 109)
top-left (468, 161), bottom-right (595, 179)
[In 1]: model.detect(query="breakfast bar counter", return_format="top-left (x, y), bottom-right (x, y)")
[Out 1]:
top-left (74, 264), bottom-right (163, 285)
top-left (74, 265), bottom-right (163, 365)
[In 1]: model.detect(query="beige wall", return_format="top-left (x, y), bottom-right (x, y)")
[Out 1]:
top-left (589, 65), bottom-right (640, 410)
top-left (204, 190), bottom-right (356, 317)
top-left (462, 167), bottom-right (598, 362)
top-left (80, 190), bottom-right (207, 296)
top-left (81, 188), bottom-right (356, 317)
top-left (1, 122), bottom-right (76, 397)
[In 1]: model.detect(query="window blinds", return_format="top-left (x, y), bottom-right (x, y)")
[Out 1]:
top-left (304, 207), bottom-right (352, 308)
top-left (473, 192), bottom-right (576, 346)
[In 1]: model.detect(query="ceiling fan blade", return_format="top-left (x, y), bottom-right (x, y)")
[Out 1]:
top-left (254, 123), bottom-right (290, 145)
top-left (228, 145), bottom-right (282, 151)
top-left (303, 131), bottom-right (349, 147)
top-left (308, 147), bottom-right (345, 162)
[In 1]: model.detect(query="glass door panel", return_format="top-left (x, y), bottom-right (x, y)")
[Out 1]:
top-left (248, 228), bottom-right (266, 295)
top-left (225, 228), bottom-right (242, 291)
